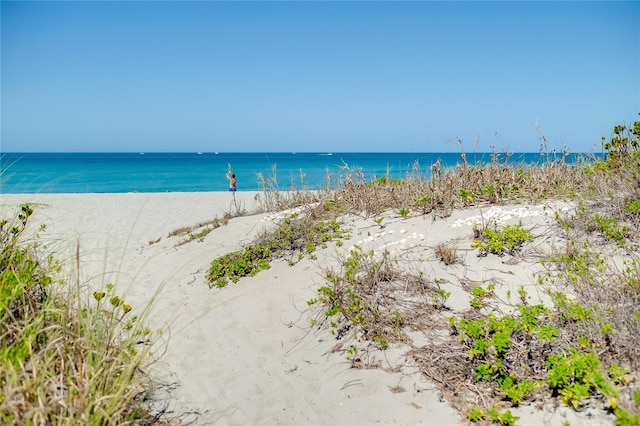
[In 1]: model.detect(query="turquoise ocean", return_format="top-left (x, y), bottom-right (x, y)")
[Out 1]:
top-left (0, 152), bottom-right (598, 194)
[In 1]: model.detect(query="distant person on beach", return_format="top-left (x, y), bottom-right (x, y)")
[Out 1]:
top-left (227, 172), bottom-right (237, 192)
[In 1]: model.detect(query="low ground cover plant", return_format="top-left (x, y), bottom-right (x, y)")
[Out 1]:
top-left (473, 223), bottom-right (534, 256)
top-left (308, 247), bottom-right (407, 354)
top-left (206, 204), bottom-right (350, 288)
top-left (306, 246), bottom-right (452, 367)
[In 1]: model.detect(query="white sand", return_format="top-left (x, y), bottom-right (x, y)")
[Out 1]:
top-left (0, 193), bottom-right (611, 425)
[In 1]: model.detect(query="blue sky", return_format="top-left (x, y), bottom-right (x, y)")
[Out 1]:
top-left (1, 1), bottom-right (638, 153)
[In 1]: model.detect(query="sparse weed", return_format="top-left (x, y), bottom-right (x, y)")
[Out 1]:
top-left (414, 195), bottom-right (435, 214)
top-left (434, 242), bottom-right (458, 265)
top-left (397, 208), bottom-right (411, 218)
top-left (432, 279), bottom-right (452, 308)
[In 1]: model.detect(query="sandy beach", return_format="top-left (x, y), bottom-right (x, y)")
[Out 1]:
top-left (0, 192), bottom-right (616, 425)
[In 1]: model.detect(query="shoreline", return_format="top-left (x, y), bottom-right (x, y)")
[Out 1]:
top-left (1, 151), bottom-right (603, 194)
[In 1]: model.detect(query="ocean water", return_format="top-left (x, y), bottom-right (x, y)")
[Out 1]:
top-left (0, 152), bottom-right (598, 194)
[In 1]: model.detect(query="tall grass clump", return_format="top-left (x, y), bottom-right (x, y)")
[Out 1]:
top-left (255, 166), bottom-right (325, 213)
top-left (326, 147), bottom-right (597, 220)
top-left (1, 205), bottom-right (162, 424)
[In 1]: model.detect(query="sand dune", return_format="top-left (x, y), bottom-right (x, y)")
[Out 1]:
top-left (1, 193), bottom-right (612, 425)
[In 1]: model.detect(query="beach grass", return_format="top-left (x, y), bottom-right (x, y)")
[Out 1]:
top-left (1, 205), bottom-right (162, 424)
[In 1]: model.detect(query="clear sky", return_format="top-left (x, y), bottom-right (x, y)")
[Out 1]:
top-left (1, 1), bottom-right (638, 153)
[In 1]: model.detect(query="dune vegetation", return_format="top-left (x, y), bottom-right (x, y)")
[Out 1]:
top-left (208, 115), bottom-right (640, 425)
top-left (1, 206), bottom-right (162, 423)
top-left (2, 115), bottom-right (638, 425)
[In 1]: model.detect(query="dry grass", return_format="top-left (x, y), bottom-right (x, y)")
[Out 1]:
top-left (325, 155), bottom-right (596, 219)
top-left (434, 242), bottom-right (459, 265)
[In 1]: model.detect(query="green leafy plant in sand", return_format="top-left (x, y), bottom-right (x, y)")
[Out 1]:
top-left (414, 195), bottom-right (435, 214)
top-left (469, 283), bottom-right (495, 310)
top-left (590, 213), bottom-right (629, 246)
top-left (307, 247), bottom-right (406, 361)
top-left (453, 287), bottom-right (636, 423)
top-left (207, 210), bottom-right (349, 288)
top-left (468, 406), bottom-right (520, 426)
top-left (397, 208), bottom-right (410, 218)
top-left (308, 246), bottom-right (461, 365)
top-left (431, 279), bottom-right (452, 309)
top-left (475, 224), bottom-right (534, 256)
top-left (455, 231), bottom-right (640, 425)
